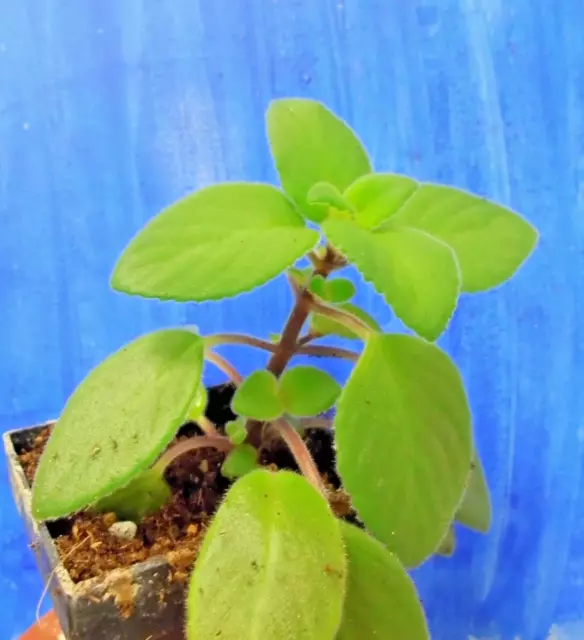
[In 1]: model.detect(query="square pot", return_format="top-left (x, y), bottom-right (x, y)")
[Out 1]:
top-left (5, 422), bottom-right (189, 640)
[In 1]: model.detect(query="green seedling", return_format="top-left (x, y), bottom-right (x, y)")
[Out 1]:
top-left (31, 98), bottom-right (538, 639)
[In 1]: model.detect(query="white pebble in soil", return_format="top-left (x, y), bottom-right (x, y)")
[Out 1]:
top-left (108, 521), bottom-right (138, 541)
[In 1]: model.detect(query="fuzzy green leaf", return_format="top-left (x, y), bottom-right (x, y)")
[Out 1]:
top-left (456, 454), bottom-right (492, 533)
top-left (288, 266), bottom-right (313, 288)
top-left (225, 418), bottom-right (248, 445)
top-left (334, 334), bottom-right (472, 567)
top-left (232, 370), bottom-right (284, 421)
top-left (92, 468), bottom-right (171, 521)
top-left (325, 278), bottom-right (356, 303)
top-left (310, 302), bottom-right (380, 341)
top-left (337, 523), bottom-right (429, 640)
top-left (221, 444), bottom-right (259, 480)
top-left (32, 329), bottom-right (204, 520)
top-left (278, 365), bottom-right (341, 417)
top-left (308, 274), bottom-right (327, 298)
top-left (187, 470), bottom-right (346, 640)
top-left (387, 182), bottom-right (538, 292)
top-left (111, 183), bottom-right (319, 302)
top-left (266, 98), bottom-right (372, 222)
top-left (344, 173), bottom-right (418, 229)
top-left (323, 218), bottom-right (460, 341)
top-left (307, 181), bottom-right (355, 212)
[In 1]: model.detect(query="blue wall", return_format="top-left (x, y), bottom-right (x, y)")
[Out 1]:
top-left (1, 1), bottom-right (583, 638)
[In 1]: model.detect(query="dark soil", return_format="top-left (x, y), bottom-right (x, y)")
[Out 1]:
top-left (17, 384), bottom-right (352, 585)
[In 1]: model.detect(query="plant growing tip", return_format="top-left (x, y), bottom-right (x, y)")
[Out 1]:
top-left (31, 96), bottom-right (538, 638)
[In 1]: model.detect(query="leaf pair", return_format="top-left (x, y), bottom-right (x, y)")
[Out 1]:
top-left (187, 470), bottom-right (429, 639)
top-left (232, 366), bottom-right (340, 420)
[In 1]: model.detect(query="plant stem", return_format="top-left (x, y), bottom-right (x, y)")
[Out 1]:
top-left (297, 345), bottom-right (359, 361)
top-left (206, 333), bottom-right (278, 352)
top-left (296, 332), bottom-right (322, 347)
top-left (204, 348), bottom-right (243, 385)
top-left (272, 418), bottom-right (327, 495)
top-left (203, 333), bottom-right (359, 362)
top-left (198, 415), bottom-right (221, 437)
top-left (308, 297), bottom-right (372, 341)
top-left (153, 436), bottom-right (233, 474)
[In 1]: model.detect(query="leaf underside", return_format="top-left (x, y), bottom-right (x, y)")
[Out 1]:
top-left (456, 452), bottom-right (492, 533)
top-left (32, 329), bottom-right (204, 520)
top-left (187, 470), bottom-right (346, 640)
top-left (334, 333), bottom-right (472, 567)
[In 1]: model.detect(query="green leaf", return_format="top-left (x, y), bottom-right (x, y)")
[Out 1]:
top-left (186, 385), bottom-right (207, 422)
top-left (187, 470), bottom-right (346, 640)
top-left (325, 278), bottom-right (356, 303)
top-left (92, 468), bottom-right (171, 522)
top-left (307, 181), bottom-right (355, 212)
top-left (334, 334), bottom-right (472, 567)
top-left (308, 274), bottom-right (327, 298)
top-left (337, 523), bottom-right (429, 640)
top-left (456, 453), bottom-right (492, 533)
top-left (266, 98), bottom-right (372, 222)
top-left (111, 183), bottom-right (319, 302)
top-left (387, 182), bottom-right (538, 292)
top-left (32, 329), bottom-right (204, 520)
top-left (436, 527), bottom-right (456, 557)
top-left (225, 418), bottom-right (248, 445)
top-left (221, 444), bottom-right (259, 480)
top-left (344, 173), bottom-right (418, 230)
top-left (310, 302), bottom-right (380, 340)
top-left (279, 365), bottom-right (341, 417)
top-left (323, 218), bottom-right (460, 341)
top-left (288, 266), bottom-right (313, 288)
top-left (232, 370), bottom-right (284, 421)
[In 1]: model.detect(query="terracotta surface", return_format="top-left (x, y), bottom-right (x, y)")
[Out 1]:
top-left (20, 611), bottom-right (63, 640)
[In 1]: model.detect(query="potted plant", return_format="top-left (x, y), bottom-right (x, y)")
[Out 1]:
top-left (5, 98), bottom-right (538, 639)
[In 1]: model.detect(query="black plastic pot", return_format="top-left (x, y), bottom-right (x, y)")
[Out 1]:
top-left (4, 384), bottom-right (236, 640)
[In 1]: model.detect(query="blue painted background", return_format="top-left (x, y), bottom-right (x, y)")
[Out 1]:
top-left (1, 1), bottom-right (583, 638)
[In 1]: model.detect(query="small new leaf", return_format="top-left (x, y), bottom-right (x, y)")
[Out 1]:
top-left (92, 468), bottom-right (171, 522)
top-left (456, 454), bottom-right (492, 533)
top-left (334, 334), bottom-right (472, 567)
top-left (225, 418), bottom-right (248, 445)
top-left (111, 183), bottom-right (319, 302)
top-left (32, 329), bottom-right (204, 520)
top-left (232, 370), bottom-right (284, 421)
top-left (186, 385), bottom-right (208, 422)
top-left (266, 98), bottom-right (372, 222)
top-left (279, 365), bottom-right (341, 417)
top-left (323, 218), bottom-right (460, 341)
top-left (221, 444), bottom-right (259, 480)
top-left (337, 523), bottom-right (429, 640)
top-left (310, 303), bottom-right (380, 341)
top-left (307, 182), bottom-right (355, 212)
top-left (344, 173), bottom-right (418, 230)
top-left (325, 278), bottom-right (356, 303)
top-left (187, 470), bottom-right (346, 640)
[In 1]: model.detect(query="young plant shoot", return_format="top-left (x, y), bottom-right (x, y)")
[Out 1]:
top-left (31, 98), bottom-right (538, 639)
